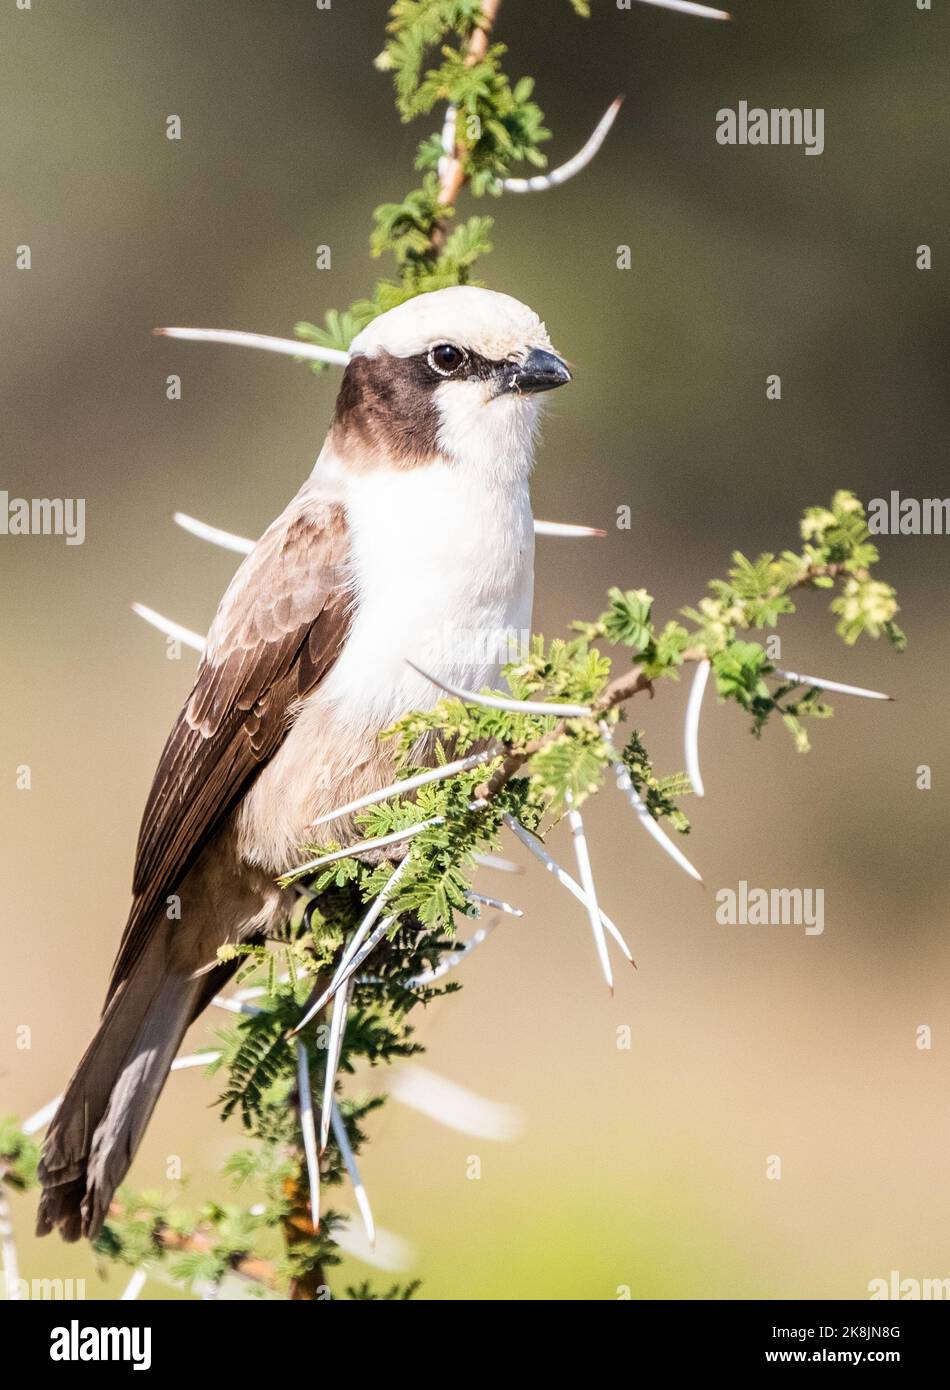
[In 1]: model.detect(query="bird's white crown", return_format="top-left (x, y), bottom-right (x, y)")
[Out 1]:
top-left (349, 286), bottom-right (554, 364)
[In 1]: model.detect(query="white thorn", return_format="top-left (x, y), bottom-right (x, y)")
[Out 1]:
top-left (771, 668), bottom-right (893, 701)
top-left (632, 0), bottom-right (730, 18)
top-left (210, 994), bottom-right (261, 1016)
top-left (120, 1268), bottom-right (148, 1301)
top-left (232, 984), bottom-right (267, 1002)
top-left (309, 749), bottom-right (499, 828)
top-left (333, 1222), bottom-right (414, 1273)
top-left (286, 816), bottom-right (443, 878)
top-left (566, 795), bottom-right (614, 992)
top-left (472, 852), bottom-right (524, 874)
top-left (404, 919), bottom-right (499, 989)
top-left (22, 1049), bottom-right (222, 1141)
top-left (155, 326), bottom-right (349, 366)
top-left (177, 510), bottom-right (603, 556)
top-left (295, 1042), bottom-right (321, 1228)
top-left (533, 519), bottom-right (606, 538)
top-left (600, 726), bottom-right (703, 884)
top-left (502, 98), bottom-right (623, 193)
top-left (327, 855), bottom-right (411, 985)
top-left (173, 512), bottom-right (254, 555)
top-left (503, 814), bottom-right (635, 964)
top-left (176, 510), bottom-right (606, 557)
top-left (684, 658), bottom-right (710, 797)
top-left (131, 602), bottom-right (206, 653)
top-left (290, 855), bottom-right (412, 1035)
top-left (0, 1188), bottom-right (21, 1300)
top-left (292, 914), bottom-right (398, 1034)
top-left (465, 891), bottom-right (523, 918)
top-left (438, 103), bottom-right (458, 180)
top-left (407, 660), bottom-right (593, 718)
top-left (22, 1096), bottom-right (62, 1135)
top-left (170, 1050), bottom-right (221, 1072)
top-left (330, 1102), bottom-right (376, 1249)
top-left (233, 973), bottom-right (293, 1002)
top-left (391, 1065), bottom-right (523, 1141)
top-left (320, 980), bottom-right (351, 1152)
top-left (441, 104), bottom-right (457, 154)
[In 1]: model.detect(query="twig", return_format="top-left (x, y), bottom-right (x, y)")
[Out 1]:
top-left (107, 1200), bottom-right (283, 1291)
top-left (473, 662), bottom-right (659, 803)
top-left (430, 0), bottom-right (504, 247)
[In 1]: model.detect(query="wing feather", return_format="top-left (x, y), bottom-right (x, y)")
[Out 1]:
top-left (110, 494), bottom-right (351, 992)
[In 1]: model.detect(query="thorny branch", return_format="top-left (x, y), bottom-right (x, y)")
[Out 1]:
top-left (471, 560), bottom-right (872, 802)
top-left (4, 4), bottom-right (905, 1305)
top-left (432, 0), bottom-right (504, 247)
top-left (115, 1203), bottom-right (283, 1294)
top-left (473, 664), bottom-right (659, 802)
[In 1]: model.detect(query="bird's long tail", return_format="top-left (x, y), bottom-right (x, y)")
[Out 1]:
top-left (36, 935), bottom-right (208, 1243)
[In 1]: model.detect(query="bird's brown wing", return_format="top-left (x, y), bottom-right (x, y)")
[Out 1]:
top-left (108, 495), bottom-right (352, 994)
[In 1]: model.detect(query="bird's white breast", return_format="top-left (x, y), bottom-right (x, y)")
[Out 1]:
top-left (238, 457), bottom-right (534, 870)
top-left (324, 459), bottom-right (535, 727)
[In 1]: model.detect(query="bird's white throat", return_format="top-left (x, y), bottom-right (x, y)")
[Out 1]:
top-left (329, 454), bottom-right (536, 725)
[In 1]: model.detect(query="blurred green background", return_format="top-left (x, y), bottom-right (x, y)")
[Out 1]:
top-left (2, 0), bottom-right (948, 1300)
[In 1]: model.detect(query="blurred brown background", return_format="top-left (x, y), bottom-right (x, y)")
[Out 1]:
top-left (2, 0), bottom-right (948, 1299)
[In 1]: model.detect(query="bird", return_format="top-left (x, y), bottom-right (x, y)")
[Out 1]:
top-left (37, 285), bottom-right (572, 1242)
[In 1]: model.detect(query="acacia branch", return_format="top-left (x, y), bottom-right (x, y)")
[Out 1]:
top-left (431, 0), bottom-right (504, 248)
top-left (473, 559), bottom-right (857, 804)
top-left (473, 663), bottom-right (666, 802)
top-left (107, 1202), bottom-right (281, 1292)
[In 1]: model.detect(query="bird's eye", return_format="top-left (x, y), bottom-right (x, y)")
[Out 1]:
top-left (428, 343), bottom-right (467, 376)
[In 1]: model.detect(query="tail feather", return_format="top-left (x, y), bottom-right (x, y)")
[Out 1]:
top-left (37, 943), bottom-right (204, 1243)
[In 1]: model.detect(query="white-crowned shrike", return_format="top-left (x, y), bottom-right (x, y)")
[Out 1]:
top-left (38, 285), bottom-right (572, 1241)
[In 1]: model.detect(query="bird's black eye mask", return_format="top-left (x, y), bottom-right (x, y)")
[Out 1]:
top-left (420, 343), bottom-right (510, 386)
top-left (423, 344), bottom-right (571, 396)
top-left (418, 343), bottom-right (572, 396)
top-left (332, 349), bottom-right (505, 464)
top-left (332, 344), bottom-right (571, 465)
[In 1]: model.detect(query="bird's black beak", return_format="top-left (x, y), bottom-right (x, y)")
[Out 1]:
top-left (506, 348), bottom-right (572, 394)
